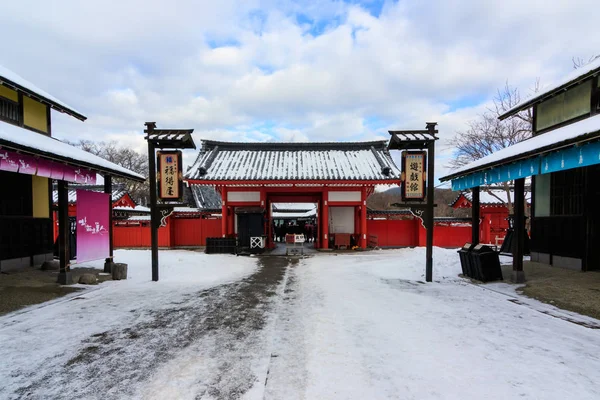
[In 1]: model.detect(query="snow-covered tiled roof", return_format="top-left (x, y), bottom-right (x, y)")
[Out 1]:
top-left (186, 140), bottom-right (401, 182)
top-left (0, 123), bottom-right (144, 181)
top-left (113, 205), bottom-right (150, 213)
top-left (500, 57), bottom-right (600, 120)
top-left (127, 215), bottom-right (151, 222)
top-left (188, 184), bottom-right (222, 210)
top-left (456, 189), bottom-right (531, 206)
top-left (0, 64), bottom-right (86, 121)
top-left (52, 187), bottom-right (129, 204)
top-left (442, 115), bottom-right (600, 180)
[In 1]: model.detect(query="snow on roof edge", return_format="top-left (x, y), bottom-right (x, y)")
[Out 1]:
top-left (442, 116), bottom-right (600, 181)
top-left (500, 57), bottom-right (600, 120)
top-left (0, 64), bottom-right (86, 120)
top-left (0, 123), bottom-right (145, 181)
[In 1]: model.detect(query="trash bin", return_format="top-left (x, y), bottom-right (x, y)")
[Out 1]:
top-left (457, 243), bottom-right (476, 277)
top-left (471, 244), bottom-right (503, 282)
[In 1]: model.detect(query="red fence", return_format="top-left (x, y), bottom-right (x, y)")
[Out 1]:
top-left (367, 219), bottom-right (418, 247)
top-left (111, 216), bottom-right (472, 249)
top-left (113, 217), bottom-right (221, 248)
top-left (367, 219), bottom-right (472, 248)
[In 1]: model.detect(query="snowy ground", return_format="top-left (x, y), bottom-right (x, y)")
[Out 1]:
top-left (1, 248), bottom-right (600, 399)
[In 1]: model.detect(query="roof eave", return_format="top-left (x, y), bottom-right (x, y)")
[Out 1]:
top-left (0, 138), bottom-right (145, 182)
top-left (440, 130), bottom-right (600, 182)
top-left (498, 68), bottom-right (600, 121)
top-left (0, 80), bottom-right (87, 121)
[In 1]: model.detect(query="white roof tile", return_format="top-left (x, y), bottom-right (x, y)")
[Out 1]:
top-left (186, 140), bottom-right (401, 182)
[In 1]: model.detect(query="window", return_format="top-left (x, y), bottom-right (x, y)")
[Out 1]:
top-left (0, 95), bottom-right (20, 125)
top-left (536, 79), bottom-right (592, 132)
top-left (550, 168), bottom-right (585, 216)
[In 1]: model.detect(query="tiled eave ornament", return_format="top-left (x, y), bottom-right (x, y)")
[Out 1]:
top-left (442, 117), bottom-right (600, 190)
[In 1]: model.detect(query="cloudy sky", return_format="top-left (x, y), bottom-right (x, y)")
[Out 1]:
top-left (1, 0), bottom-right (597, 182)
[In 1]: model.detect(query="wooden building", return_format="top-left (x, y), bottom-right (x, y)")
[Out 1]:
top-left (185, 140), bottom-right (402, 249)
top-left (441, 59), bottom-right (600, 279)
top-left (450, 189), bottom-right (531, 245)
top-left (0, 65), bottom-right (144, 282)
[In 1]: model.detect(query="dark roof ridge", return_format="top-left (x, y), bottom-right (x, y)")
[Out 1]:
top-left (200, 139), bottom-right (388, 152)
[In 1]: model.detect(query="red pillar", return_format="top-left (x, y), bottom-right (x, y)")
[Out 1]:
top-left (360, 188), bottom-right (367, 249)
top-left (228, 207), bottom-right (235, 237)
top-left (321, 193), bottom-right (329, 249)
top-left (221, 187), bottom-right (227, 238)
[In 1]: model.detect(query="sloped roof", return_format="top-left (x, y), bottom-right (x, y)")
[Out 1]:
top-left (451, 189), bottom-right (531, 207)
top-left (500, 57), bottom-right (600, 120)
top-left (441, 116), bottom-right (600, 181)
top-left (0, 123), bottom-right (144, 181)
top-left (188, 184), bottom-right (222, 210)
top-left (185, 140), bottom-right (401, 182)
top-left (52, 186), bottom-right (129, 204)
top-left (0, 64), bottom-right (86, 121)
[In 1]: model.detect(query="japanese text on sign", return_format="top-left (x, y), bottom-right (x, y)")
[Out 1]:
top-left (404, 152), bottom-right (425, 200)
top-left (158, 151), bottom-right (182, 200)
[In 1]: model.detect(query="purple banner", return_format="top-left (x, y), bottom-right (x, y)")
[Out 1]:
top-left (76, 190), bottom-right (110, 263)
top-left (16, 153), bottom-right (38, 175)
top-left (63, 165), bottom-right (77, 182)
top-left (0, 149), bottom-right (19, 172)
top-left (50, 162), bottom-right (65, 180)
top-left (0, 149), bottom-right (97, 184)
top-left (36, 158), bottom-right (53, 178)
top-left (82, 168), bottom-right (97, 185)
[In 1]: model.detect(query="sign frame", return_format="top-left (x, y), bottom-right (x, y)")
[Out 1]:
top-left (157, 150), bottom-right (183, 201)
top-left (401, 150), bottom-right (427, 202)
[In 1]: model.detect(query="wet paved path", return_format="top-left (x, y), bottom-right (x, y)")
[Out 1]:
top-left (12, 257), bottom-right (295, 400)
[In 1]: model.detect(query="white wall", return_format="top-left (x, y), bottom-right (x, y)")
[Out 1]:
top-left (227, 191), bottom-right (260, 202)
top-left (329, 206), bottom-right (355, 233)
top-left (328, 191), bottom-right (361, 202)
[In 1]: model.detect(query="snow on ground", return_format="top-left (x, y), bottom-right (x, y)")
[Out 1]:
top-left (264, 247), bottom-right (600, 400)
top-left (1, 247), bottom-right (600, 400)
top-left (0, 250), bottom-right (257, 400)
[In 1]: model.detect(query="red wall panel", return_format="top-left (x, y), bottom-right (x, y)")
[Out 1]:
top-left (367, 219), bottom-right (418, 247)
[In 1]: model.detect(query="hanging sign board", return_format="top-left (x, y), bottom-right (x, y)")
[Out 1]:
top-left (401, 151), bottom-right (426, 201)
top-left (157, 150), bottom-right (183, 200)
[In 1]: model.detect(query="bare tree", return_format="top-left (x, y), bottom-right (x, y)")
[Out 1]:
top-left (572, 54), bottom-right (600, 69)
top-left (65, 139), bottom-right (149, 203)
top-left (449, 82), bottom-right (536, 213)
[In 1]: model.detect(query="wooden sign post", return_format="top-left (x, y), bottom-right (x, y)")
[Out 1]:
top-left (145, 123), bottom-right (196, 282)
top-left (388, 123), bottom-right (438, 282)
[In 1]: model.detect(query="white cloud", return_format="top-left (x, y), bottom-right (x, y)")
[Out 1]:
top-left (1, 0), bottom-right (598, 176)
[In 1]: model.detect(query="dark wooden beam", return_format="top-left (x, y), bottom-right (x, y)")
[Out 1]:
top-left (146, 122), bottom-right (159, 282)
top-left (512, 178), bottom-right (526, 283)
top-left (57, 180), bottom-right (72, 284)
top-left (471, 187), bottom-right (480, 244)
top-left (425, 137), bottom-right (435, 282)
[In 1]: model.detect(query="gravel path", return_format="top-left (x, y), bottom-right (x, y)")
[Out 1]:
top-left (10, 256), bottom-right (294, 400)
